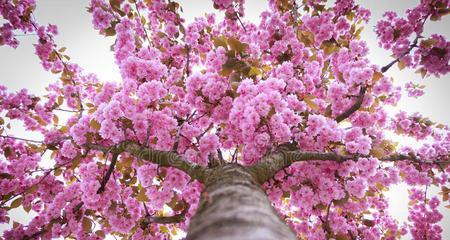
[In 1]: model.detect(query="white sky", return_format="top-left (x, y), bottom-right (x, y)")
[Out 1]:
top-left (0, 0), bottom-right (449, 239)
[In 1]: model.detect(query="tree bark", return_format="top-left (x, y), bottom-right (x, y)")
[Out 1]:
top-left (186, 164), bottom-right (297, 240)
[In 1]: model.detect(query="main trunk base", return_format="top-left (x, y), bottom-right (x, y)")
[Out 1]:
top-left (186, 164), bottom-right (296, 240)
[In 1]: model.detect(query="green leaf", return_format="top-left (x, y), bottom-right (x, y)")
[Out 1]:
top-left (70, 155), bottom-right (82, 170)
top-left (355, 26), bottom-right (364, 36)
top-left (222, 57), bottom-right (238, 70)
top-left (4, 147), bottom-right (13, 158)
top-left (95, 230), bottom-right (106, 238)
top-left (13, 221), bottom-right (20, 229)
top-left (420, 38), bottom-right (437, 48)
top-left (136, 186), bottom-right (149, 202)
top-left (26, 185), bottom-right (38, 194)
top-left (110, 0), bottom-right (126, 16)
top-left (397, 60), bottom-right (405, 70)
top-left (46, 144), bottom-right (58, 151)
top-left (335, 234), bottom-right (349, 240)
top-left (160, 225), bottom-right (170, 233)
top-left (57, 96), bottom-right (64, 105)
top-left (53, 115), bottom-right (59, 125)
top-left (54, 168), bottom-right (62, 176)
top-left (213, 36), bottom-right (227, 49)
top-left (438, 8), bottom-right (450, 16)
top-left (10, 197), bottom-right (23, 209)
top-left (104, 26), bottom-right (116, 37)
top-left (362, 219), bottom-right (375, 227)
top-left (219, 68), bottom-right (233, 76)
top-left (370, 147), bottom-right (385, 158)
top-left (323, 42), bottom-right (338, 55)
top-left (228, 72), bottom-right (241, 83)
top-left (333, 191), bottom-right (349, 206)
top-left (90, 119), bottom-right (101, 131)
top-left (430, 13), bottom-right (440, 21)
top-left (303, 95), bottom-right (318, 110)
top-left (248, 67), bottom-right (261, 76)
top-left (315, 203), bottom-right (327, 210)
top-left (227, 37), bottom-right (248, 53)
top-left (372, 71), bottom-right (383, 81)
top-left (82, 217), bottom-right (92, 233)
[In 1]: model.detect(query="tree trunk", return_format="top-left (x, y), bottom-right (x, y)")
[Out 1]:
top-left (186, 164), bottom-right (297, 240)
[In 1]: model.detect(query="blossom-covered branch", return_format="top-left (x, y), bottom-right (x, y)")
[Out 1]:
top-left (97, 151), bottom-right (119, 194)
top-left (86, 141), bottom-right (209, 183)
top-left (380, 36), bottom-right (419, 73)
top-left (140, 201), bottom-right (189, 227)
top-left (248, 150), bottom-right (450, 184)
top-left (1, 0), bottom-right (449, 239)
top-left (334, 85), bottom-right (367, 123)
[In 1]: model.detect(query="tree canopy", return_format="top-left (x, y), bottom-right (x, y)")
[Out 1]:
top-left (0, 0), bottom-right (449, 239)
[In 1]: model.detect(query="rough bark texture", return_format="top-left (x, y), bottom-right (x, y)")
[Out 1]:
top-left (186, 164), bottom-right (297, 240)
top-left (248, 151), bottom-right (353, 184)
top-left (86, 141), bottom-right (208, 182)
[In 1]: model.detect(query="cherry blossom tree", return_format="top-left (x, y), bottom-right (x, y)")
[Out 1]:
top-left (0, 0), bottom-right (449, 239)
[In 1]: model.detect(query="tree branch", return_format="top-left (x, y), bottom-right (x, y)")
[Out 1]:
top-left (134, 2), bottom-right (151, 44)
top-left (248, 150), bottom-right (449, 184)
top-left (334, 37), bottom-right (420, 124)
top-left (53, 108), bottom-right (83, 113)
top-left (320, 201), bottom-right (333, 238)
top-left (185, 44), bottom-right (191, 77)
top-left (140, 201), bottom-right (189, 228)
top-left (97, 151), bottom-right (119, 194)
top-left (335, 85), bottom-right (366, 123)
top-left (380, 36), bottom-right (419, 73)
top-left (86, 141), bottom-right (208, 182)
top-left (0, 135), bottom-right (43, 144)
top-left (235, 12), bottom-right (247, 32)
top-left (29, 20), bottom-right (85, 118)
top-left (0, 156), bottom-right (77, 207)
top-left (28, 219), bottom-right (67, 239)
top-left (331, 19), bottom-right (420, 123)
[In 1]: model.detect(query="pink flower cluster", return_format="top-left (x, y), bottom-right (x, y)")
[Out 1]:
top-left (408, 189), bottom-right (443, 240)
top-left (120, 54), bottom-right (167, 82)
top-left (417, 34), bottom-right (449, 76)
top-left (137, 81), bottom-right (167, 105)
top-left (228, 78), bottom-right (302, 163)
top-left (392, 111), bottom-right (433, 140)
top-left (344, 127), bottom-right (372, 155)
top-left (302, 12), bottom-right (335, 45)
top-left (405, 82), bottom-right (425, 98)
top-left (89, 0), bottom-right (114, 31)
top-left (114, 19), bottom-right (135, 64)
top-left (298, 114), bottom-right (342, 151)
top-left (1, 0), bottom-right (449, 239)
top-left (0, 0), bottom-right (35, 48)
top-left (375, 1), bottom-right (449, 76)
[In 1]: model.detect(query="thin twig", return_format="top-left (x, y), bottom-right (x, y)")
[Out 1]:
top-left (235, 12), bottom-right (247, 32)
top-left (381, 37), bottom-right (419, 73)
top-left (134, 2), bottom-right (152, 44)
top-left (335, 85), bottom-right (366, 123)
top-left (185, 45), bottom-right (191, 77)
top-left (53, 108), bottom-right (82, 113)
top-left (97, 151), bottom-right (120, 194)
top-left (0, 135), bottom-right (43, 144)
